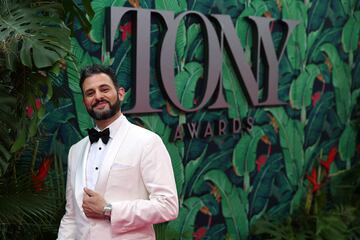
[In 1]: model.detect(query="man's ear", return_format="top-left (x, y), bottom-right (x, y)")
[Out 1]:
top-left (118, 87), bottom-right (125, 101)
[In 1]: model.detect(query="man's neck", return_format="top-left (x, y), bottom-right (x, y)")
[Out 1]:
top-left (95, 112), bottom-right (122, 130)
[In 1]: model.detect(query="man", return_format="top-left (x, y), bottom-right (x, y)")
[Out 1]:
top-left (58, 64), bottom-right (178, 239)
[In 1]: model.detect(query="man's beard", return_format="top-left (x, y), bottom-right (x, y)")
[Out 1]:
top-left (87, 98), bottom-right (121, 120)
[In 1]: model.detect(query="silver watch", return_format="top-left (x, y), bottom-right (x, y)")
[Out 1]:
top-left (103, 203), bottom-right (112, 220)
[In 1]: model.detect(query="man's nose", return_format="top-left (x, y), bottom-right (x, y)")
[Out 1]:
top-left (94, 90), bottom-right (103, 100)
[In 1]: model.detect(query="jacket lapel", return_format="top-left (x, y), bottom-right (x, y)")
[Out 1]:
top-left (95, 117), bottom-right (131, 195)
top-left (74, 140), bottom-right (90, 211)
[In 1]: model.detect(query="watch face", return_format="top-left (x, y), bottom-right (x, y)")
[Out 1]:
top-left (104, 204), bottom-right (112, 217)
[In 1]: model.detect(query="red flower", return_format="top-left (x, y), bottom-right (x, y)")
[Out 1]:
top-left (312, 91), bottom-right (321, 107)
top-left (193, 227), bottom-right (207, 240)
top-left (35, 98), bottom-right (42, 110)
top-left (320, 147), bottom-right (337, 174)
top-left (306, 167), bottom-right (320, 193)
top-left (256, 154), bottom-right (267, 172)
top-left (120, 22), bottom-right (132, 41)
top-left (25, 105), bottom-right (34, 118)
top-left (32, 156), bottom-right (53, 192)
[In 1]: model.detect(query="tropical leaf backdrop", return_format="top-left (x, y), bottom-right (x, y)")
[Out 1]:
top-left (1, 0), bottom-right (359, 239)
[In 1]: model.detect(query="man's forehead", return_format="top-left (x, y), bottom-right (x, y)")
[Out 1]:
top-left (83, 73), bottom-right (116, 89)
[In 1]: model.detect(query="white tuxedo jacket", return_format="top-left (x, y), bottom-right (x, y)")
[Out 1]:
top-left (58, 116), bottom-right (178, 239)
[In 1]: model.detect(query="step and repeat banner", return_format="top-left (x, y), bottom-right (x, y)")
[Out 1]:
top-left (50, 0), bottom-right (359, 239)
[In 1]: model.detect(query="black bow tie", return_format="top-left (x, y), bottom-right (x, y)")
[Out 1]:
top-left (87, 128), bottom-right (110, 144)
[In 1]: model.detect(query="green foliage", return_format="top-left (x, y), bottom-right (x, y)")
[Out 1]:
top-left (341, 12), bottom-right (360, 53)
top-left (165, 197), bottom-right (205, 239)
top-left (62, 0), bottom-right (94, 33)
top-left (89, 0), bottom-right (127, 43)
top-left (0, 162), bottom-right (65, 239)
top-left (155, 0), bottom-right (182, 13)
top-left (1, 0), bottom-right (357, 239)
top-left (175, 62), bottom-right (203, 109)
top-left (0, 0), bottom-right (71, 176)
top-left (59, 1), bottom-right (359, 239)
top-left (252, 162), bottom-right (360, 240)
top-left (282, 0), bottom-right (307, 70)
top-left (320, 43), bottom-right (352, 124)
top-left (252, 209), bottom-right (355, 240)
top-left (249, 154), bottom-right (282, 223)
top-left (304, 92), bottom-right (334, 148)
top-left (0, 2), bottom-right (70, 69)
top-left (66, 38), bottom-right (99, 136)
top-left (204, 170), bottom-right (249, 240)
top-left (0, 0), bottom-right (85, 239)
top-left (0, 87), bottom-right (16, 175)
top-left (307, 0), bottom-right (330, 32)
top-left (289, 64), bottom-right (320, 111)
top-left (339, 123), bottom-right (357, 167)
top-left (232, 126), bottom-right (265, 177)
top-left (267, 108), bottom-right (305, 187)
top-left (222, 53), bottom-right (249, 119)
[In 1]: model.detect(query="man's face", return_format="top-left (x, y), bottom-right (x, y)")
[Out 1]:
top-left (82, 73), bottom-right (125, 120)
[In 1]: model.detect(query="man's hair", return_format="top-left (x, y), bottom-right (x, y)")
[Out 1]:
top-left (79, 64), bottom-right (118, 92)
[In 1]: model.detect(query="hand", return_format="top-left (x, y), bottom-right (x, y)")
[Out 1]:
top-left (82, 187), bottom-right (106, 219)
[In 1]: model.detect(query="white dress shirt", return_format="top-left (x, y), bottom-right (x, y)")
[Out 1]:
top-left (86, 114), bottom-right (125, 190)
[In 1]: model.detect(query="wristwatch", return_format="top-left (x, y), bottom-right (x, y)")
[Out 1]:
top-left (103, 203), bottom-right (112, 220)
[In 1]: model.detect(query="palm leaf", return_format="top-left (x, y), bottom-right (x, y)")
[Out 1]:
top-left (0, 2), bottom-right (70, 69)
top-left (304, 92), bottom-right (333, 148)
top-left (232, 126), bottom-right (265, 177)
top-left (89, 0), bottom-right (127, 43)
top-left (222, 53), bottom-right (249, 119)
top-left (267, 108), bottom-right (305, 187)
top-left (249, 154), bottom-right (283, 223)
top-left (187, 150), bottom-right (232, 196)
top-left (0, 88), bottom-right (17, 176)
top-left (320, 43), bottom-right (352, 124)
top-left (282, 0), bottom-right (307, 70)
top-left (308, 27), bottom-right (342, 63)
top-left (181, 146), bottom-right (207, 200)
top-left (339, 123), bottom-right (357, 168)
top-left (175, 62), bottom-right (203, 109)
top-left (0, 175), bottom-right (60, 225)
top-left (307, 0), bottom-right (330, 32)
top-left (204, 170), bottom-right (249, 239)
top-left (289, 64), bottom-right (320, 112)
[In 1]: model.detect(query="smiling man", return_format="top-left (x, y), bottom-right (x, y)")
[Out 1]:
top-left (57, 64), bottom-right (178, 240)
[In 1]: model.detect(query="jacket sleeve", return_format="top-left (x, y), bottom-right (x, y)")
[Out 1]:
top-left (110, 135), bottom-right (179, 233)
top-left (57, 146), bottom-right (77, 239)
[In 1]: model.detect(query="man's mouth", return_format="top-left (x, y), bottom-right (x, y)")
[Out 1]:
top-left (93, 100), bottom-right (109, 109)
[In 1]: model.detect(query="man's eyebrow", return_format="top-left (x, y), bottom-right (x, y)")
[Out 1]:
top-left (84, 84), bottom-right (111, 93)
top-left (99, 84), bottom-right (111, 88)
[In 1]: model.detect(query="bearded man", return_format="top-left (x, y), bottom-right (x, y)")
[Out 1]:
top-left (57, 64), bottom-right (178, 240)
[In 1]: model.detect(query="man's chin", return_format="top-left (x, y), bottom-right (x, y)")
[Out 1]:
top-left (88, 109), bottom-right (112, 120)
top-left (87, 99), bottom-right (120, 121)
top-left (93, 107), bottom-right (109, 112)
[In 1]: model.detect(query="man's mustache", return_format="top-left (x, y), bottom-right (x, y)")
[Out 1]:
top-left (92, 99), bottom-right (110, 108)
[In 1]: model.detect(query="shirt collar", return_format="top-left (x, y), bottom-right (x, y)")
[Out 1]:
top-left (95, 114), bottom-right (125, 140)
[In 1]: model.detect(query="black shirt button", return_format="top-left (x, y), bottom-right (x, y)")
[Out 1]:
top-left (95, 167), bottom-right (98, 170)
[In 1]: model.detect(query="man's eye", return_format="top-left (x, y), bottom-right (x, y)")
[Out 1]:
top-left (86, 92), bottom-right (94, 97)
